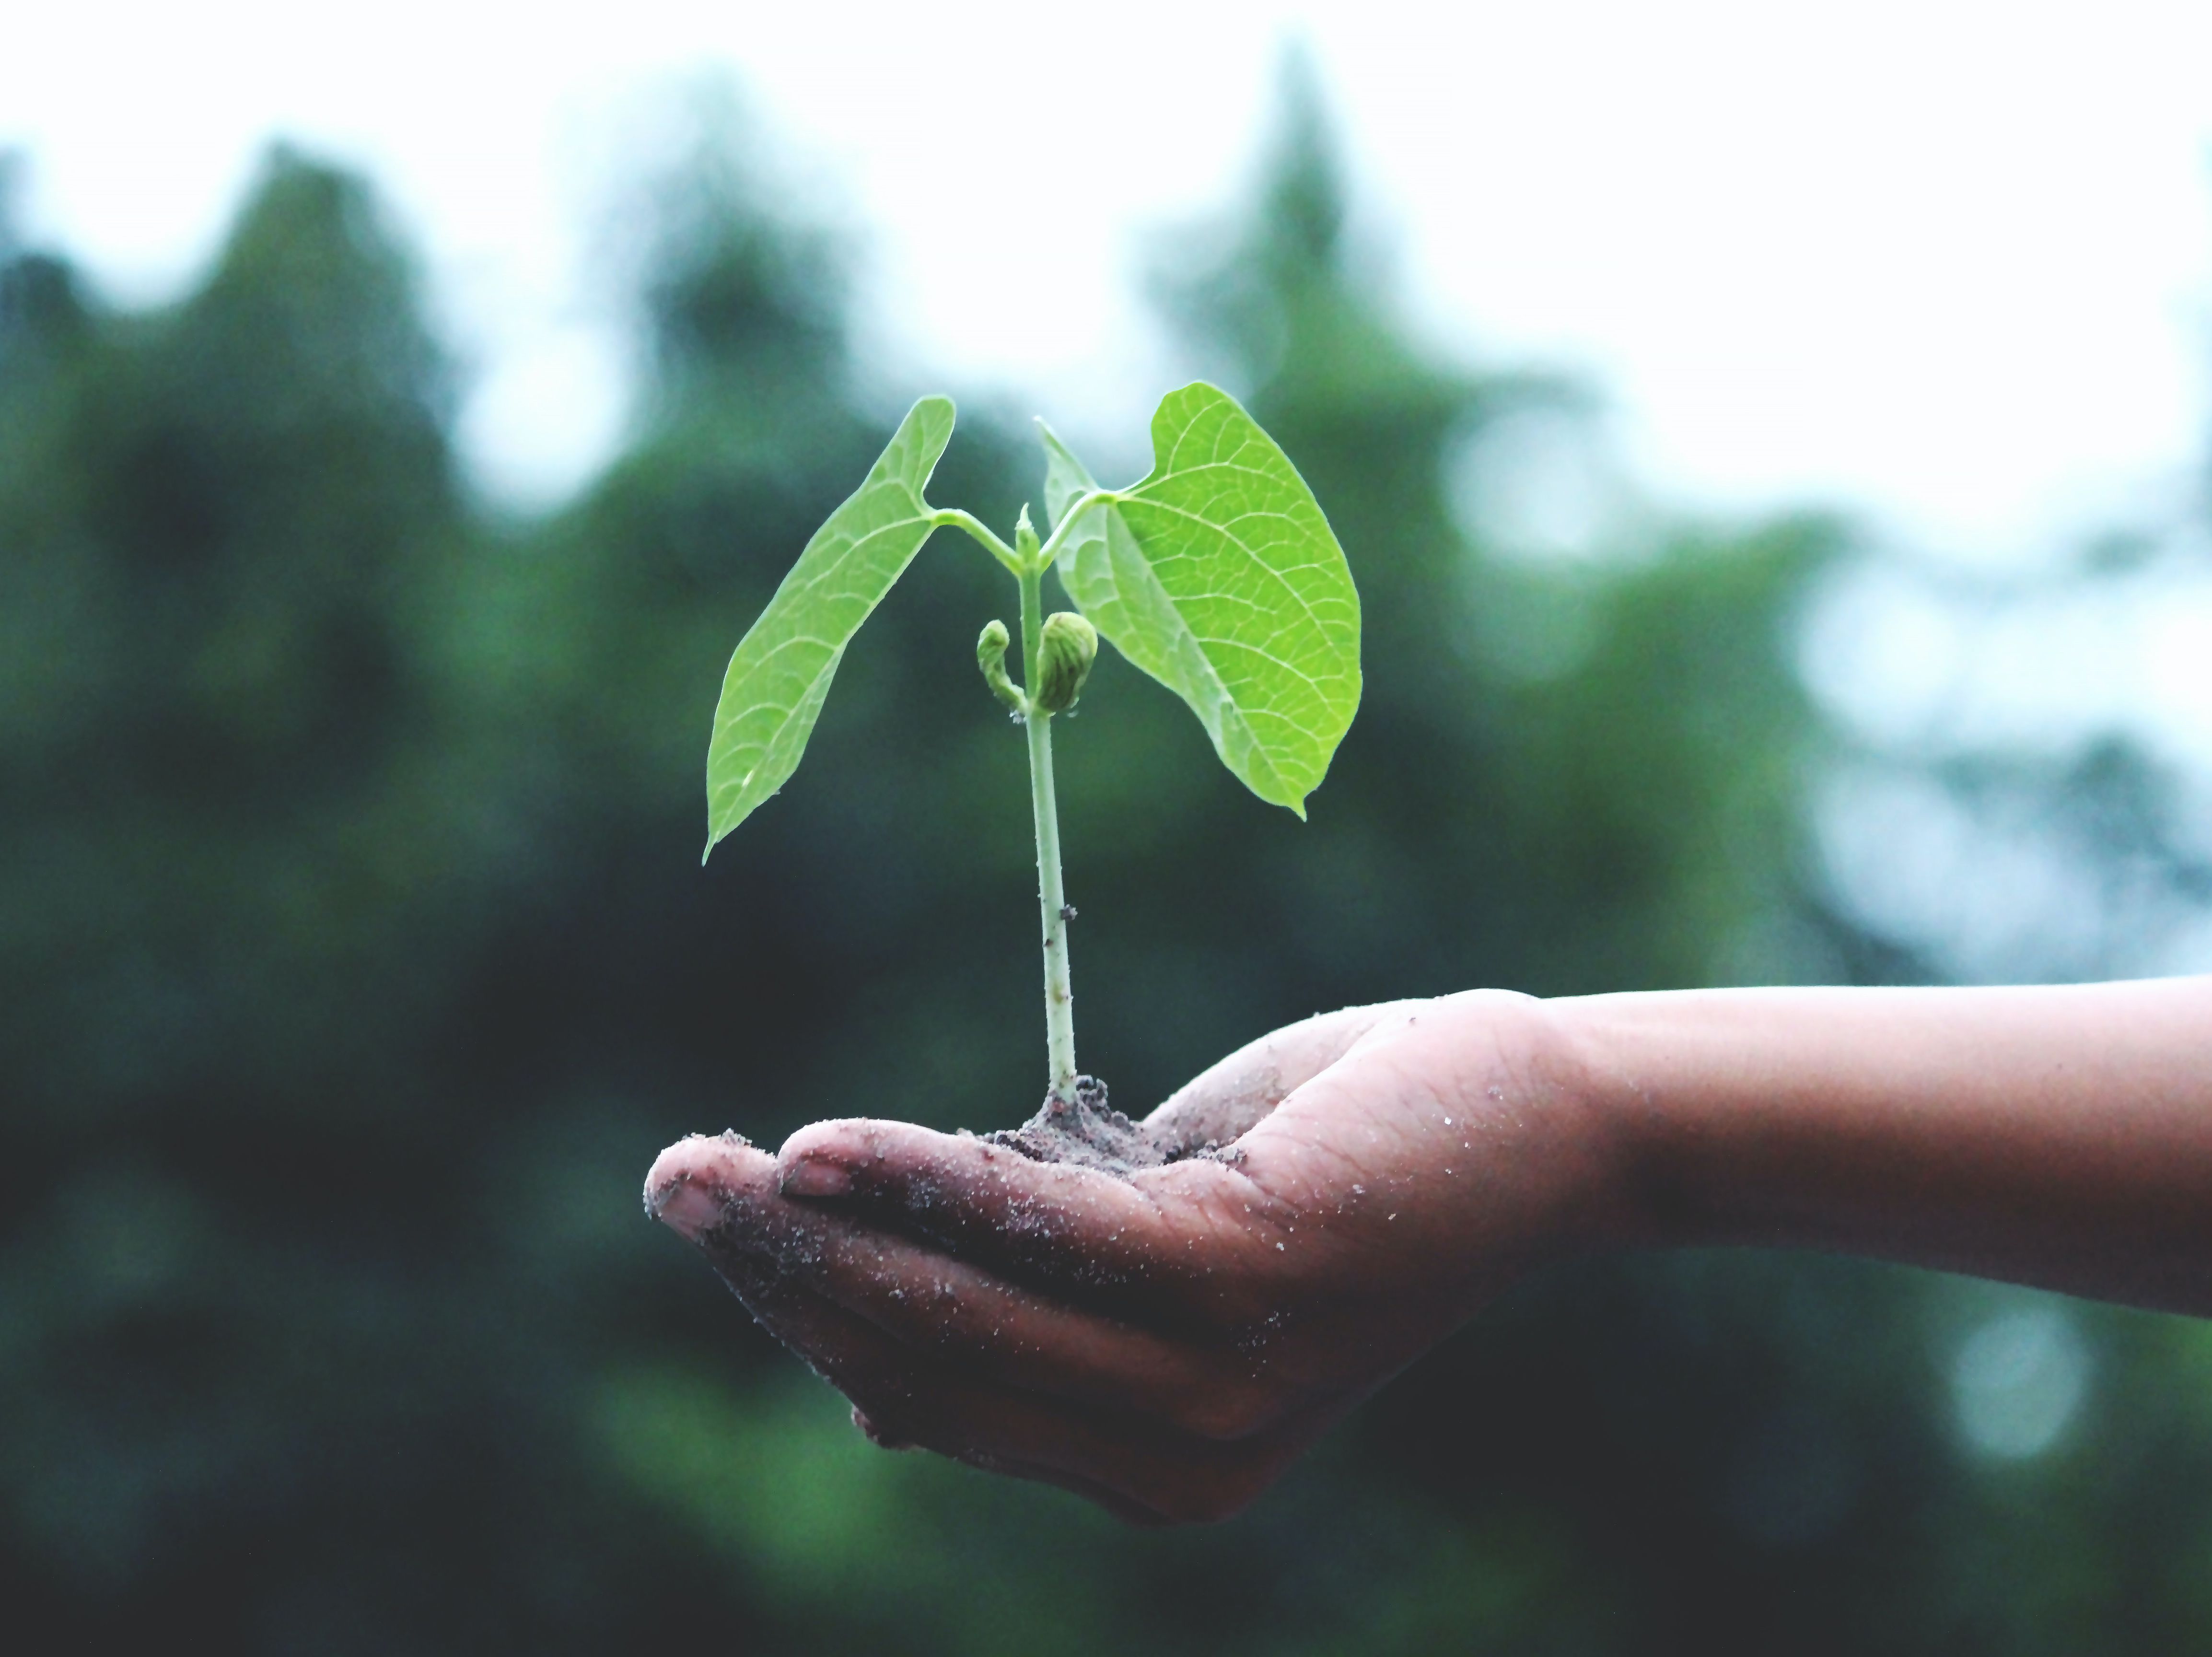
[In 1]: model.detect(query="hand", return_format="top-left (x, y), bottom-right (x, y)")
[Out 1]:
top-left (645, 990), bottom-right (1625, 1524)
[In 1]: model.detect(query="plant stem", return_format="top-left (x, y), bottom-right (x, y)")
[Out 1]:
top-left (1030, 488), bottom-right (1116, 567)
top-left (1018, 559), bottom-right (1079, 1102)
top-left (930, 508), bottom-right (1024, 576)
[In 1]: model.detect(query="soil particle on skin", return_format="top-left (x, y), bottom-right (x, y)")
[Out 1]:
top-left (982, 1076), bottom-right (1242, 1179)
top-left (640, 1129), bottom-right (756, 1220)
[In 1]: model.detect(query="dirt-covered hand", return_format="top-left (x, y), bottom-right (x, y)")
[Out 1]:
top-left (645, 990), bottom-right (1623, 1525)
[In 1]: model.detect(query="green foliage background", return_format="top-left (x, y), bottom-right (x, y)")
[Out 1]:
top-left (5, 82), bottom-right (2211, 1653)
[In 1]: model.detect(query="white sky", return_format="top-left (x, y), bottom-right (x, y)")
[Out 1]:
top-left (5, 0), bottom-right (2212, 558)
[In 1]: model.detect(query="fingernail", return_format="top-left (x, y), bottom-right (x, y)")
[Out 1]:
top-left (780, 1157), bottom-right (852, 1200)
top-left (650, 1179), bottom-right (723, 1243)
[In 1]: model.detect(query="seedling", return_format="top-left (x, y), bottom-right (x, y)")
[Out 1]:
top-left (703, 383), bottom-right (1360, 1106)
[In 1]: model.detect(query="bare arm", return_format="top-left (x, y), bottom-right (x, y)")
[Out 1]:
top-left (645, 976), bottom-right (2212, 1521)
top-left (1572, 978), bottom-right (2212, 1313)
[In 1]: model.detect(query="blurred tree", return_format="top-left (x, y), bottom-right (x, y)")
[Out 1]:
top-left (0, 150), bottom-right (765, 1650)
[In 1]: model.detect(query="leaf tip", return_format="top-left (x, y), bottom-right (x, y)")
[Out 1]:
top-left (702, 817), bottom-right (734, 865)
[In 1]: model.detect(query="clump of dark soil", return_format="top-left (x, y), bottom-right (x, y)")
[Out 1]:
top-left (981, 1075), bottom-right (1243, 1179)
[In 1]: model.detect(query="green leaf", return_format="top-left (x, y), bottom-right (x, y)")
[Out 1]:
top-left (1043, 383), bottom-right (1360, 817)
top-left (703, 396), bottom-right (955, 859)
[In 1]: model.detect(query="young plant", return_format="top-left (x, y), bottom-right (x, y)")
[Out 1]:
top-left (703, 383), bottom-right (1361, 1107)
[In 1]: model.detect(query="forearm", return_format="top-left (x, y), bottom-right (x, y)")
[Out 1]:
top-left (1553, 979), bottom-right (2212, 1314)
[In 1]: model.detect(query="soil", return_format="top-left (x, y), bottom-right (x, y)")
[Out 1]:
top-left (980, 1074), bottom-right (1247, 1179)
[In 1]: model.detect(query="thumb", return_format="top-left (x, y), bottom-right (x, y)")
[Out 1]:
top-left (1141, 1000), bottom-right (1422, 1155)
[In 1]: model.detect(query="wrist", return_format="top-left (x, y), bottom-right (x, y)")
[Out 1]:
top-left (1536, 990), bottom-right (1692, 1251)
top-left (1419, 989), bottom-right (1653, 1262)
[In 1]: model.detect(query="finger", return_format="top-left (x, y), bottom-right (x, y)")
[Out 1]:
top-left (651, 1131), bottom-right (1293, 1435)
top-left (768, 1005), bottom-right (1415, 1288)
top-left (1143, 1000), bottom-right (1422, 1154)
top-left (645, 1130), bottom-right (781, 1232)
top-left (709, 1184), bottom-right (1294, 1440)
top-left (713, 1249), bottom-right (1314, 1525)
top-left (707, 1252), bottom-right (1184, 1522)
top-left (775, 1118), bottom-right (1290, 1308)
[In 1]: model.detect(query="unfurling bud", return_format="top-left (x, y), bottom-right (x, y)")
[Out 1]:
top-left (1032, 611), bottom-right (1098, 715)
top-left (1014, 503), bottom-right (1042, 565)
top-left (975, 618), bottom-right (1025, 714)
